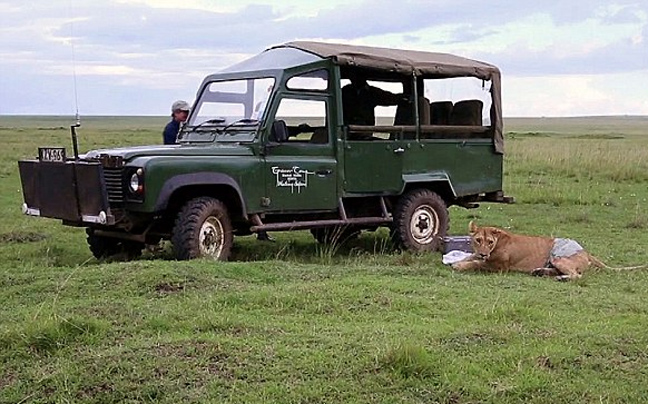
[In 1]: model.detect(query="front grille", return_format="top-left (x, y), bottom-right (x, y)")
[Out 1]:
top-left (103, 167), bottom-right (124, 204)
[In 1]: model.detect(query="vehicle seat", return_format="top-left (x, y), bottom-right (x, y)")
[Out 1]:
top-left (451, 100), bottom-right (483, 126)
top-left (394, 97), bottom-right (431, 126)
top-left (419, 97), bottom-right (431, 126)
top-left (430, 101), bottom-right (453, 125)
top-left (309, 127), bottom-right (328, 144)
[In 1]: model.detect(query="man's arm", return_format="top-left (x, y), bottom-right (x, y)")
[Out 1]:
top-left (370, 86), bottom-right (408, 106)
top-left (287, 123), bottom-right (312, 137)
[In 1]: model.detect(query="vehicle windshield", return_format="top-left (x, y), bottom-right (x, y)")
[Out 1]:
top-left (180, 77), bottom-right (275, 143)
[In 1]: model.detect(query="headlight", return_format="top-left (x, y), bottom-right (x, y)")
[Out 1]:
top-left (129, 168), bottom-right (144, 193)
top-left (129, 173), bottom-right (140, 192)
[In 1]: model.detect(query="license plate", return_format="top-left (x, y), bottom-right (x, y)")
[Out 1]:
top-left (38, 147), bottom-right (66, 163)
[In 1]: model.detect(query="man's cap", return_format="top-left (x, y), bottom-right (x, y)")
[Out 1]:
top-left (172, 100), bottom-right (190, 112)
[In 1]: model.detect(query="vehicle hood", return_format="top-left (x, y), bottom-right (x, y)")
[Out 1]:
top-left (82, 143), bottom-right (254, 161)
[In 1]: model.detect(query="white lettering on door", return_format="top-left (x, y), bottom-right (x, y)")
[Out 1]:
top-left (272, 166), bottom-right (314, 193)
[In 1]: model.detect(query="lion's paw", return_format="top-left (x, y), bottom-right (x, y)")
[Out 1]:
top-left (531, 267), bottom-right (547, 277)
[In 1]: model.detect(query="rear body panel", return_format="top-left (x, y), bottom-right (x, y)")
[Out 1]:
top-left (403, 139), bottom-right (503, 196)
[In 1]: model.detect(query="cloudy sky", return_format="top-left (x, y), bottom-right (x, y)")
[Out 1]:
top-left (0, 0), bottom-right (646, 117)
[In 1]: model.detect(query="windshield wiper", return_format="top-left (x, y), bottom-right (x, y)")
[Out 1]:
top-left (190, 118), bottom-right (226, 131)
top-left (178, 118), bottom-right (226, 140)
top-left (217, 118), bottom-right (259, 135)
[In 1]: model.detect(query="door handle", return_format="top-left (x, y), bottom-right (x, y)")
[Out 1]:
top-left (393, 147), bottom-right (405, 154)
top-left (316, 169), bottom-right (333, 177)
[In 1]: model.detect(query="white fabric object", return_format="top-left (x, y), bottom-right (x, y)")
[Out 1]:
top-left (551, 238), bottom-right (583, 258)
top-left (442, 250), bottom-right (473, 265)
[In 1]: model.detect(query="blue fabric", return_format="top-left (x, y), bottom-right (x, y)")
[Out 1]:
top-left (163, 120), bottom-right (180, 144)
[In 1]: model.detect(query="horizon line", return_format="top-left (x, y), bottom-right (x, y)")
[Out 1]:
top-left (1, 114), bottom-right (647, 119)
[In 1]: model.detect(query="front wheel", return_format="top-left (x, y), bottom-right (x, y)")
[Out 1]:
top-left (172, 197), bottom-right (233, 260)
top-left (393, 189), bottom-right (448, 252)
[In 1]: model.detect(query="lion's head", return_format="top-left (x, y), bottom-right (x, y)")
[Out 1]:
top-left (468, 221), bottom-right (504, 260)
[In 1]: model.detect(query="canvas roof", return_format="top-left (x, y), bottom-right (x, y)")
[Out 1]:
top-left (277, 41), bottom-right (500, 80)
top-left (271, 41), bottom-right (504, 153)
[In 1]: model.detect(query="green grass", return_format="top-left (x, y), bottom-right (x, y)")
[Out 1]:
top-left (1, 115), bottom-right (648, 403)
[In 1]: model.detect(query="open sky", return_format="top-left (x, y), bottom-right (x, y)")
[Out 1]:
top-left (0, 0), bottom-right (646, 117)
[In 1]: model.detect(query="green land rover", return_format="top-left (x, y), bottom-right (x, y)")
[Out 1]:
top-left (18, 41), bottom-right (512, 261)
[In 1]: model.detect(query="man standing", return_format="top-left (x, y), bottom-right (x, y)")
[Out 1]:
top-left (163, 100), bottom-right (190, 144)
top-left (342, 72), bottom-right (407, 126)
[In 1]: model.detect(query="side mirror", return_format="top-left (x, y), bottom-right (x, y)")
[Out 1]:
top-left (270, 120), bottom-right (289, 143)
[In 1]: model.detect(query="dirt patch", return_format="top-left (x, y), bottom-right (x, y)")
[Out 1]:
top-left (441, 332), bottom-right (502, 349)
top-left (77, 382), bottom-right (114, 399)
top-left (154, 282), bottom-right (185, 294)
top-left (626, 216), bottom-right (648, 229)
top-left (0, 231), bottom-right (47, 243)
top-left (535, 355), bottom-right (554, 370)
top-left (0, 372), bottom-right (17, 390)
top-left (151, 342), bottom-right (238, 380)
top-left (207, 352), bottom-right (237, 380)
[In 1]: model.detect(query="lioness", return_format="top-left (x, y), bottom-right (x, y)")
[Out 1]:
top-left (451, 221), bottom-right (643, 281)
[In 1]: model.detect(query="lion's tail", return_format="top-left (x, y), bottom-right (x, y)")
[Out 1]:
top-left (589, 254), bottom-right (647, 271)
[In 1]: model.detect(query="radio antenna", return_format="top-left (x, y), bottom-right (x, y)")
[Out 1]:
top-left (67, 1), bottom-right (81, 159)
top-left (68, 0), bottom-right (81, 126)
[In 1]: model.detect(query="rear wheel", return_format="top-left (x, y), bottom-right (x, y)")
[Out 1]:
top-left (172, 197), bottom-right (233, 260)
top-left (86, 229), bottom-right (143, 260)
top-left (393, 189), bottom-right (448, 252)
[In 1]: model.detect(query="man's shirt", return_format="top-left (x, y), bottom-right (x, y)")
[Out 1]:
top-left (163, 119), bottom-right (180, 144)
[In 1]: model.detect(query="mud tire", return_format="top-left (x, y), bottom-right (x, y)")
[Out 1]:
top-left (393, 189), bottom-right (448, 252)
top-left (172, 197), bottom-right (233, 261)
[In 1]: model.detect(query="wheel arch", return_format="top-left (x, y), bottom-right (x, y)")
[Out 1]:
top-left (154, 172), bottom-right (247, 222)
top-left (401, 173), bottom-right (456, 205)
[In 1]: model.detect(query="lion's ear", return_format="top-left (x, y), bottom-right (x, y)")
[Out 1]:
top-left (468, 221), bottom-right (478, 234)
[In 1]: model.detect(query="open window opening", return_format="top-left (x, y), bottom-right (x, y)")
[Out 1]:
top-left (271, 98), bottom-right (328, 144)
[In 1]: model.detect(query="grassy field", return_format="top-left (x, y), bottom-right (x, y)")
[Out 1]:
top-left (1, 115), bottom-right (648, 403)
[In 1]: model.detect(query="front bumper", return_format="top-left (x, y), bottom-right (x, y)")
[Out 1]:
top-left (18, 159), bottom-right (116, 225)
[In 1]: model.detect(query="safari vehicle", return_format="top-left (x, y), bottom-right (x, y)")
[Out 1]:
top-left (18, 41), bottom-right (512, 261)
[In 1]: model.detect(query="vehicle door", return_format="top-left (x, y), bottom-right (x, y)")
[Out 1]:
top-left (342, 131), bottom-right (405, 193)
top-left (340, 76), bottom-right (410, 194)
top-left (263, 96), bottom-right (337, 211)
